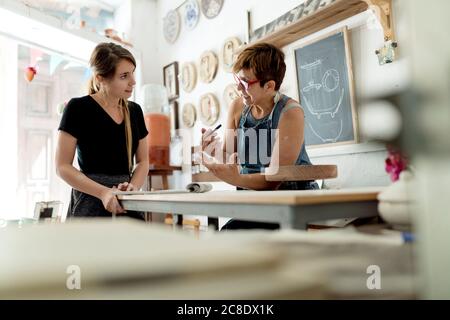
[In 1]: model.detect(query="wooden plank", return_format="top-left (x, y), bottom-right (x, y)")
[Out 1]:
top-left (253, 0), bottom-right (369, 48)
top-left (264, 165), bottom-right (337, 181)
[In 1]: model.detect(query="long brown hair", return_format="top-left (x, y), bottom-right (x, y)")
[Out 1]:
top-left (88, 42), bottom-right (136, 175)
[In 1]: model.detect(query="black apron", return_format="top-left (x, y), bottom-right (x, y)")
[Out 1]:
top-left (67, 173), bottom-right (144, 220)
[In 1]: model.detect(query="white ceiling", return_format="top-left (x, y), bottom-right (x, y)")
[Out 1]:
top-left (22, 0), bottom-right (128, 13)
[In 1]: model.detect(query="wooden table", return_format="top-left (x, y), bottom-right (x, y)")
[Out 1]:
top-left (118, 187), bottom-right (383, 230)
top-left (147, 164), bottom-right (182, 190)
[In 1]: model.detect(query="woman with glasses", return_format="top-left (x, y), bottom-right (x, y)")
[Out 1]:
top-left (201, 42), bottom-right (318, 230)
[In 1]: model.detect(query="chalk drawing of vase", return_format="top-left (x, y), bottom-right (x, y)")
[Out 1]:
top-left (300, 59), bottom-right (344, 119)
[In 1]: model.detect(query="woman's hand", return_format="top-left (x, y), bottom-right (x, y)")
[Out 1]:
top-left (201, 128), bottom-right (222, 157)
top-left (117, 181), bottom-right (136, 191)
top-left (202, 152), bottom-right (240, 183)
top-left (100, 187), bottom-right (125, 214)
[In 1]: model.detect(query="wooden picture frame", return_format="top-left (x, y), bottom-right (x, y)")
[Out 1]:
top-left (169, 100), bottom-right (180, 137)
top-left (293, 27), bottom-right (358, 148)
top-left (163, 61), bottom-right (179, 101)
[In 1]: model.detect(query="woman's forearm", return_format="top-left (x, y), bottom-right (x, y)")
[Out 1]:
top-left (130, 161), bottom-right (149, 190)
top-left (222, 171), bottom-right (280, 190)
top-left (56, 164), bottom-right (109, 199)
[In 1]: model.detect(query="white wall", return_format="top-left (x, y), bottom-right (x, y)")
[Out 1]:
top-left (0, 35), bottom-right (18, 218)
top-left (114, 0), bottom-right (159, 85)
top-left (118, 0), bottom-right (412, 193)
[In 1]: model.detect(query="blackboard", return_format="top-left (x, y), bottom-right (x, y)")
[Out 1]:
top-left (295, 28), bottom-right (358, 147)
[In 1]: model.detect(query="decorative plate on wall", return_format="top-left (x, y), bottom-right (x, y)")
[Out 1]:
top-left (163, 10), bottom-right (180, 43)
top-left (198, 50), bottom-right (218, 83)
top-left (184, 0), bottom-right (200, 30)
top-left (200, 0), bottom-right (224, 19)
top-left (199, 93), bottom-right (220, 126)
top-left (223, 83), bottom-right (240, 109)
top-left (182, 103), bottom-right (197, 128)
top-left (180, 62), bottom-right (197, 93)
top-left (221, 36), bottom-right (242, 73)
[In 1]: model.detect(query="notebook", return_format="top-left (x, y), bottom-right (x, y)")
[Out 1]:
top-left (113, 182), bottom-right (213, 195)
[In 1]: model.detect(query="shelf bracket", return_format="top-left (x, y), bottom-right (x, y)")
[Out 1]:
top-left (363, 0), bottom-right (395, 41)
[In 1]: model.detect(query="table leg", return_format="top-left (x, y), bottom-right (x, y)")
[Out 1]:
top-left (146, 175), bottom-right (153, 223)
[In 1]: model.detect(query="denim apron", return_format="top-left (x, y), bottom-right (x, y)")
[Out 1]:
top-left (237, 93), bottom-right (319, 190)
top-left (67, 173), bottom-right (144, 219)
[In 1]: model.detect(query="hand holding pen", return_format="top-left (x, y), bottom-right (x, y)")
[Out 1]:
top-left (201, 124), bottom-right (222, 156)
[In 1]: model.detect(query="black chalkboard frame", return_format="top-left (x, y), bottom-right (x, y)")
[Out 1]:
top-left (293, 27), bottom-right (359, 148)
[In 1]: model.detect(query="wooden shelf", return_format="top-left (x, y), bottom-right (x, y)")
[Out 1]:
top-left (252, 0), bottom-right (394, 48)
top-left (148, 164), bottom-right (182, 176)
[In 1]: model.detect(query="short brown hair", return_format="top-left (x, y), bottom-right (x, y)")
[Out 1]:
top-left (232, 42), bottom-right (286, 90)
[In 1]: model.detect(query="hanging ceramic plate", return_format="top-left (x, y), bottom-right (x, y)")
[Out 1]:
top-left (200, 0), bottom-right (224, 19)
top-left (198, 50), bottom-right (218, 83)
top-left (163, 10), bottom-right (180, 43)
top-left (184, 0), bottom-right (200, 30)
top-left (182, 103), bottom-right (197, 128)
top-left (223, 83), bottom-right (240, 109)
top-left (199, 93), bottom-right (220, 126)
top-left (221, 36), bottom-right (242, 73)
top-left (180, 62), bottom-right (197, 93)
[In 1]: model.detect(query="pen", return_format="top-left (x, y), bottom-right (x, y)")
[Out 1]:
top-left (203, 124), bottom-right (222, 139)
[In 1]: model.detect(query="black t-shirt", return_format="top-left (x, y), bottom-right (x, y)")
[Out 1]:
top-left (58, 95), bottom-right (148, 175)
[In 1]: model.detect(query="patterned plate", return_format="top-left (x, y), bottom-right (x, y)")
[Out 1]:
top-left (200, 0), bottom-right (224, 19)
top-left (221, 36), bottom-right (242, 73)
top-left (181, 62), bottom-right (197, 93)
top-left (199, 93), bottom-right (220, 126)
top-left (223, 83), bottom-right (240, 109)
top-left (163, 10), bottom-right (180, 43)
top-left (182, 103), bottom-right (197, 128)
top-left (184, 0), bottom-right (200, 30)
top-left (199, 50), bottom-right (218, 83)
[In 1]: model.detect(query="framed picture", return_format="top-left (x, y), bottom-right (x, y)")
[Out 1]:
top-left (163, 61), bottom-right (179, 101)
top-left (33, 200), bottom-right (63, 221)
top-left (169, 100), bottom-right (180, 137)
top-left (293, 27), bottom-right (358, 147)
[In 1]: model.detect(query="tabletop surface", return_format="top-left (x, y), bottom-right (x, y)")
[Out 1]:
top-left (117, 187), bottom-right (384, 206)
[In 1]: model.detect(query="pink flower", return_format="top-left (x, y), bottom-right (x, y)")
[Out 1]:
top-left (385, 147), bottom-right (408, 182)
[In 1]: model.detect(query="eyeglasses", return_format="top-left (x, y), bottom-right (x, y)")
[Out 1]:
top-left (233, 73), bottom-right (260, 91)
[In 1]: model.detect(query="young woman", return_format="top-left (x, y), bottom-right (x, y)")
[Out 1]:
top-left (55, 42), bottom-right (149, 218)
top-left (201, 42), bottom-right (318, 229)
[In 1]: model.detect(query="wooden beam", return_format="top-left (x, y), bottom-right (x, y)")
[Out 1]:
top-left (249, 0), bottom-right (394, 48)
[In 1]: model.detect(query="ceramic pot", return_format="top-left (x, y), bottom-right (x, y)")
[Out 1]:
top-left (377, 171), bottom-right (415, 230)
